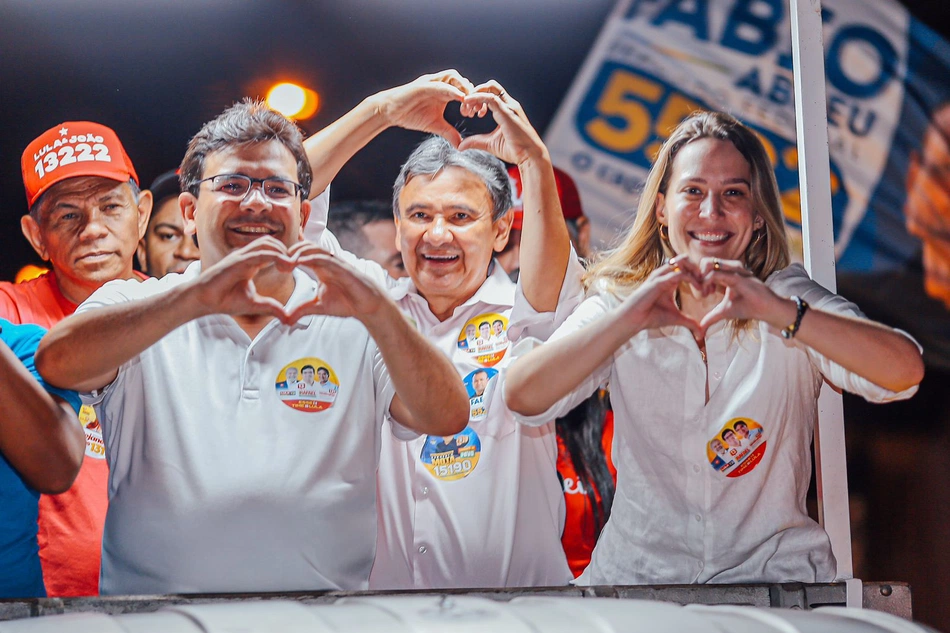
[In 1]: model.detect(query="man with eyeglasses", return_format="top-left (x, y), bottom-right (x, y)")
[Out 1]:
top-left (0, 121), bottom-right (151, 597)
top-left (36, 99), bottom-right (468, 594)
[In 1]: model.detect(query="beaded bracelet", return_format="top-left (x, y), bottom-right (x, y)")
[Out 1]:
top-left (781, 295), bottom-right (809, 339)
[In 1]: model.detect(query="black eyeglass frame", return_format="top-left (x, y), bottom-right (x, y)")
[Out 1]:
top-left (190, 173), bottom-right (304, 201)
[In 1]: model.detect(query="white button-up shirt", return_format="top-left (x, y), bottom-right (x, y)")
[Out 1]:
top-left (509, 264), bottom-right (919, 585)
top-left (78, 264), bottom-right (397, 595)
top-left (331, 240), bottom-right (583, 588)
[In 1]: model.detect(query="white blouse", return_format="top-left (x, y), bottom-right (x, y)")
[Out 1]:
top-left (507, 264), bottom-right (919, 584)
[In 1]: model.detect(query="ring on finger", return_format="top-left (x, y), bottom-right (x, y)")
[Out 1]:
top-left (498, 90), bottom-right (507, 98)
top-left (668, 257), bottom-right (681, 273)
top-left (713, 258), bottom-right (721, 271)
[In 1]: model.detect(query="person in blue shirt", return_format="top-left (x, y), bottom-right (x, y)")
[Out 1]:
top-left (0, 318), bottom-right (83, 598)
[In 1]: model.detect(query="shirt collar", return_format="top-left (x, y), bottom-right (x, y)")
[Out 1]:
top-left (396, 259), bottom-right (516, 315)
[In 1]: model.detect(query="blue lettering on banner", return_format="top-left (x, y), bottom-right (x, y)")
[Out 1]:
top-left (825, 25), bottom-right (897, 98)
top-left (622, 0), bottom-right (896, 101)
top-left (575, 62), bottom-right (849, 233)
top-left (720, 0), bottom-right (783, 57)
top-left (652, 0), bottom-right (710, 41)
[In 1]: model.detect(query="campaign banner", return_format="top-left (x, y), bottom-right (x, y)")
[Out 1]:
top-left (544, 0), bottom-right (950, 367)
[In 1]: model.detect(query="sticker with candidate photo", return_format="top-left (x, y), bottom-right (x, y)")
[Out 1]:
top-left (456, 313), bottom-right (509, 367)
top-left (464, 367), bottom-right (497, 422)
top-left (706, 417), bottom-right (767, 478)
top-left (275, 357), bottom-right (340, 412)
top-left (79, 405), bottom-right (106, 460)
top-left (420, 426), bottom-right (482, 481)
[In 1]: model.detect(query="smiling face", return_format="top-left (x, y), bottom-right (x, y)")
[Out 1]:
top-left (301, 367), bottom-right (315, 384)
top-left (395, 167), bottom-right (510, 320)
top-left (22, 175), bottom-right (150, 303)
top-left (655, 138), bottom-right (764, 264)
top-left (138, 195), bottom-right (200, 276)
top-left (285, 367), bottom-right (298, 383)
top-left (181, 140), bottom-right (310, 268)
top-left (317, 368), bottom-right (329, 384)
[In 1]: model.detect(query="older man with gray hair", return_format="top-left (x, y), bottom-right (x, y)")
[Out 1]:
top-left (300, 70), bottom-right (584, 588)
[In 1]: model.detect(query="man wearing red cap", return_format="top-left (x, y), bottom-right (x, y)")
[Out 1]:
top-left (499, 165), bottom-right (591, 280)
top-left (0, 122), bottom-right (151, 596)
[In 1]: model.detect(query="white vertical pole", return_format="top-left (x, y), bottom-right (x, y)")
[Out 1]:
top-left (788, 0), bottom-right (859, 605)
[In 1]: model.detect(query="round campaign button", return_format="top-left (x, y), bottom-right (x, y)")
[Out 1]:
top-left (420, 427), bottom-right (482, 481)
top-left (275, 357), bottom-right (340, 413)
top-left (464, 367), bottom-right (497, 422)
top-left (706, 417), bottom-right (767, 478)
top-left (456, 312), bottom-right (509, 367)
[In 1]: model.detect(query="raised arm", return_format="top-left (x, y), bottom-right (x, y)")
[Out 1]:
top-left (0, 327), bottom-right (84, 494)
top-left (305, 70), bottom-right (474, 198)
top-left (36, 238), bottom-right (295, 393)
top-left (697, 258), bottom-right (925, 393)
top-left (506, 257), bottom-right (705, 416)
top-left (288, 247), bottom-right (469, 435)
top-left (458, 84), bottom-right (572, 312)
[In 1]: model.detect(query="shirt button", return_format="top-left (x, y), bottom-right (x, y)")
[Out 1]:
top-left (714, 371), bottom-right (721, 379)
top-left (418, 545), bottom-right (428, 554)
top-left (422, 486), bottom-right (429, 496)
top-left (695, 514), bottom-right (702, 522)
top-left (693, 464), bottom-right (701, 473)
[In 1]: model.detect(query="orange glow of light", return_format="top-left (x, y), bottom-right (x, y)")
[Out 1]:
top-left (266, 82), bottom-right (320, 120)
top-left (15, 264), bottom-right (48, 284)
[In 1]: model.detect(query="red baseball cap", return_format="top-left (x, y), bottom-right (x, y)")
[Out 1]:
top-left (507, 165), bottom-right (584, 230)
top-left (21, 121), bottom-right (139, 208)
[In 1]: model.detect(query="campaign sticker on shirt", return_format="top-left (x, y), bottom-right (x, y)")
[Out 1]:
top-left (456, 313), bottom-right (509, 367)
top-left (464, 367), bottom-right (497, 421)
top-left (706, 418), bottom-right (767, 478)
top-left (275, 358), bottom-right (340, 412)
top-left (420, 427), bottom-right (481, 481)
top-left (79, 405), bottom-right (106, 460)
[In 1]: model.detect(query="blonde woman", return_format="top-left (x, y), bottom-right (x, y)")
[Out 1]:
top-left (504, 111), bottom-right (924, 584)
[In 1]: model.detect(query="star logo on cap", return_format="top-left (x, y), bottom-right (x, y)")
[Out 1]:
top-left (59, 127), bottom-right (68, 136)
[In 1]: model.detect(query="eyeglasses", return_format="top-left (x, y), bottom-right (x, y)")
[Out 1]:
top-left (195, 174), bottom-right (303, 203)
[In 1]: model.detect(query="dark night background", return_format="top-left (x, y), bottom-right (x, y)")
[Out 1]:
top-left (2, 0), bottom-right (950, 628)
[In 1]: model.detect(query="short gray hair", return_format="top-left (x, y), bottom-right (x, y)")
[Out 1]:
top-left (393, 136), bottom-right (512, 221)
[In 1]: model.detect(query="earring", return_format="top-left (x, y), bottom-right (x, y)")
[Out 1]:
top-left (659, 224), bottom-right (670, 242)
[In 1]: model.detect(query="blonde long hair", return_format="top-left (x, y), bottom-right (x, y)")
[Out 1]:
top-left (585, 111), bottom-right (790, 295)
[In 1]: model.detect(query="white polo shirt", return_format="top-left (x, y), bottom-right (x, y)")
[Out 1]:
top-left (509, 264), bottom-right (920, 585)
top-left (78, 263), bottom-right (397, 595)
top-left (331, 252), bottom-right (583, 589)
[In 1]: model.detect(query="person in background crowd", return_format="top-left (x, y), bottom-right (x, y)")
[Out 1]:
top-left (905, 102), bottom-right (950, 309)
top-left (0, 319), bottom-right (83, 598)
top-left (505, 110), bottom-right (924, 584)
top-left (555, 389), bottom-right (615, 577)
top-left (36, 99), bottom-right (467, 595)
top-left (302, 70), bottom-right (583, 588)
top-left (326, 200), bottom-right (406, 279)
top-left (0, 121), bottom-right (151, 597)
top-left (497, 165), bottom-right (591, 281)
top-left (137, 170), bottom-right (199, 277)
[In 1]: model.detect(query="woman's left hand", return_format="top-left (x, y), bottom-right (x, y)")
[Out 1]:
top-left (697, 257), bottom-right (796, 332)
